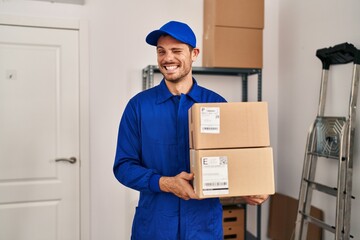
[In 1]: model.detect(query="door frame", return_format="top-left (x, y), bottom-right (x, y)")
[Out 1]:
top-left (0, 14), bottom-right (90, 240)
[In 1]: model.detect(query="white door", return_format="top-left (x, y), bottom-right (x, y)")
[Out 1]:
top-left (0, 24), bottom-right (80, 240)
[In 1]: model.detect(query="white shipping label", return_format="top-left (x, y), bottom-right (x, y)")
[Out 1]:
top-left (200, 107), bottom-right (220, 133)
top-left (202, 156), bottom-right (229, 195)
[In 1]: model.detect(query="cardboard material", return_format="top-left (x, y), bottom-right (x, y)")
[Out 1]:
top-left (203, 0), bottom-right (264, 68)
top-left (204, 0), bottom-right (264, 29)
top-left (222, 206), bottom-right (245, 240)
top-left (203, 26), bottom-right (263, 68)
top-left (223, 225), bottom-right (244, 240)
top-left (268, 193), bottom-right (324, 240)
top-left (223, 207), bottom-right (245, 227)
top-left (189, 102), bottom-right (270, 150)
top-left (190, 147), bottom-right (275, 199)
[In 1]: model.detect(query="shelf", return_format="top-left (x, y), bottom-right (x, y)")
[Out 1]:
top-left (144, 65), bottom-right (261, 76)
top-left (142, 65), bottom-right (262, 102)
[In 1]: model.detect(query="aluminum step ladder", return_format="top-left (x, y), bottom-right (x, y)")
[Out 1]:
top-left (294, 42), bottom-right (360, 240)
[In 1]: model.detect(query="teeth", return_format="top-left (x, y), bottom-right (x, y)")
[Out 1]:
top-left (165, 65), bottom-right (177, 70)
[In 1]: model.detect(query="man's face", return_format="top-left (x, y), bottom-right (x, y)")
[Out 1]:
top-left (156, 35), bottom-right (199, 83)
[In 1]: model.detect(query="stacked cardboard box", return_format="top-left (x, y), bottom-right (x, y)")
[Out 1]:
top-left (202, 0), bottom-right (264, 68)
top-left (189, 102), bottom-right (274, 199)
top-left (223, 206), bottom-right (245, 240)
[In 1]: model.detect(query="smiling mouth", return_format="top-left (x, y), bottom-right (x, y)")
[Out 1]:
top-left (164, 65), bottom-right (178, 71)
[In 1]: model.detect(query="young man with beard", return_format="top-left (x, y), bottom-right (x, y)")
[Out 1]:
top-left (113, 21), bottom-right (268, 240)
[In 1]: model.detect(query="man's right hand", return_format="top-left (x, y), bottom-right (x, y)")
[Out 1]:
top-left (159, 172), bottom-right (198, 200)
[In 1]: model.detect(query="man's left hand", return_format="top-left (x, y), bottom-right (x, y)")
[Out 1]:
top-left (241, 195), bottom-right (269, 205)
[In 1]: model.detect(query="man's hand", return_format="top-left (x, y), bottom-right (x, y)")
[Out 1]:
top-left (159, 172), bottom-right (198, 200)
top-left (241, 195), bottom-right (269, 205)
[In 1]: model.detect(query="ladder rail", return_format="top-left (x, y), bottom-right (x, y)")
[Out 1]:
top-left (335, 124), bottom-right (348, 240)
top-left (317, 69), bottom-right (329, 116)
top-left (295, 122), bottom-right (318, 240)
top-left (343, 63), bottom-right (360, 239)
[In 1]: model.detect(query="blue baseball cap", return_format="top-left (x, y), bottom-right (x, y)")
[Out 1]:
top-left (146, 21), bottom-right (196, 48)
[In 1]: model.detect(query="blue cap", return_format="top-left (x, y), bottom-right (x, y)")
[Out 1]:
top-left (146, 21), bottom-right (196, 48)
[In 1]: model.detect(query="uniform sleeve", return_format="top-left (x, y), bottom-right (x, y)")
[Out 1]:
top-left (113, 99), bottom-right (161, 193)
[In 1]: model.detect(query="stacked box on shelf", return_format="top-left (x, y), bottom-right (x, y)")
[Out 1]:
top-left (223, 206), bottom-right (245, 240)
top-left (188, 102), bottom-right (275, 199)
top-left (203, 0), bottom-right (264, 68)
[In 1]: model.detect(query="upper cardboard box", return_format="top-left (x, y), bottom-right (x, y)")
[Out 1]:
top-left (189, 102), bottom-right (270, 149)
top-left (204, 0), bottom-right (264, 29)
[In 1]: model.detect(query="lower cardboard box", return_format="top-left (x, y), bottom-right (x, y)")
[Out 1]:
top-left (190, 147), bottom-right (275, 199)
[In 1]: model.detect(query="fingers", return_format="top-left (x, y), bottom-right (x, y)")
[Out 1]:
top-left (178, 171), bottom-right (194, 181)
top-left (159, 172), bottom-right (198, 200)
top-left (242, 195), bottom-right (269, 205)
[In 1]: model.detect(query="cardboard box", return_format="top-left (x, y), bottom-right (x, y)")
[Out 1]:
top-left (203, 26), bottom-right (263, 68)
top-left (190, 147), bottom-right (275, 199)
top-left (223, 225), bottom-right (244, 240)
top-left (203, 0), bottom-right (264, 68)
top-left (268, 193), bottom-right (324, 240)
top-left (204, 0), bottom-right (264, 29)
top-left (223, 206), bottom-right (245, 240)
top-left (189, 102), bottom-right (269, 150)
top-left (223, 207), bottom-right (245, 227)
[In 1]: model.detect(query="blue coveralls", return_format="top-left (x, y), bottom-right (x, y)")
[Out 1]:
top-left (114, 79), bottom-right (226, 240)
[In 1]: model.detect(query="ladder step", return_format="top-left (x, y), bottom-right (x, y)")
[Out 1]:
top-left (304, 179), bottom-right (337, 196)
top-left (300, 211), bottom-right (355, 238)
top-left (304, 179), bottom-right (357, 199)
top-left (307, 151), bottom-right (343, 160)
top-left (300, 211), bottom-right (335, 233)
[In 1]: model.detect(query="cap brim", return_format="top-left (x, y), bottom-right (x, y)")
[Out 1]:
top-left (145, 30), bottom-right (166, 46)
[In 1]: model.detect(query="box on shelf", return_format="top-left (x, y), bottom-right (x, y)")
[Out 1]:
top-left (190, 147), bottom-right (275, 199)
top-left (189, 102), bottom-right (269, 150)
top-left (223, 207), bottom-right (245, 227)
top-left (223, 225), bottom-right (244, 240)
top-left (203, 0), bottom-right (264, 68)
top-left (203, 26), bottom-right (263, 68)
top-left (204, 0), bottom-right (264, 29)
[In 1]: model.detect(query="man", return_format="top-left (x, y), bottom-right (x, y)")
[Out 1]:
top-left (113, 21), bottom-right (267, 240)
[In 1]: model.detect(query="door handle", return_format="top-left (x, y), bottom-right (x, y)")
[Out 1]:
top-left (55, 157), bottom-right (77, 164)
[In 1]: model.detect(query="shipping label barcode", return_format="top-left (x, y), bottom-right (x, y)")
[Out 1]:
top-left (204, 182), bottom-right (228, 187)
top-left (201, 127), bottom-right (219, 131)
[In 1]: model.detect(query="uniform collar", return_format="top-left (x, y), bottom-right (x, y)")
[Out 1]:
top-left (156, 78), bottom-right (202, 104)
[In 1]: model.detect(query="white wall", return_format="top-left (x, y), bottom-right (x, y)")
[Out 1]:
top-left (17, 0), bottom-right (360, 239)
top-left (278, 0), bottom-right (360, 239)
top-left (0, 0), bottom-right (279, 239)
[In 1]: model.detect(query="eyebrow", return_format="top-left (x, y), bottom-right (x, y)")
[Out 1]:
top-left (156, 46), bottom-right (184, 51)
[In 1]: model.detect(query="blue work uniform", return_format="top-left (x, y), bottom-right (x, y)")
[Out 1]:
top-left (113, 79), bottom-right (226, 240)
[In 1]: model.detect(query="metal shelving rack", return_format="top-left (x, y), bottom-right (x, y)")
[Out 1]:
top-left (142, 65), bottom-right (262, 102)
top-left (142, 64), bottom-right (263, 240)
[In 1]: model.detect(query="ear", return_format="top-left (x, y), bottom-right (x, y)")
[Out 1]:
top-left (191, 48), bottom-right (200, 62)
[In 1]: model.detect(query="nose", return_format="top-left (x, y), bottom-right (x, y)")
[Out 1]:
top-left (161, 51), bottom-right (174, 62)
